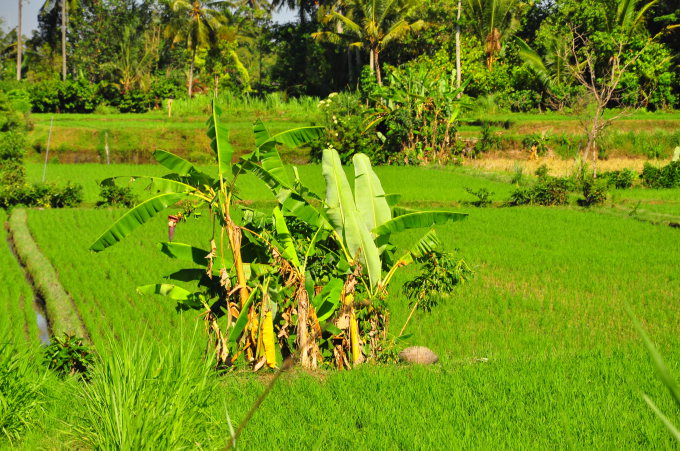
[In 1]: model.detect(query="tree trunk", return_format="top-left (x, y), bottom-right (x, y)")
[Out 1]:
top-left (455, 0), bottom-right (462, 96)
top-left (374, 49), bottom-right (382, 86)
top-left (16, 0), bottom-right (22, 81)
top-left (61, 0), bottom-right (67, 81)
top-left (188, 47), bottom-right (196, 98)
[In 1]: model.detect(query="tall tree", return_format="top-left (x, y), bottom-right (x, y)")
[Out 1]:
top-left (17, 0), bottom-right (22, 81)
top-left (313, 0), bottom-right (426, 85)
top-left (165, 0), bottom-right (225, 98)
top-left (465, 0), bottom-right (524, 70)
top-left (38, 0), bottom-right (81, 80)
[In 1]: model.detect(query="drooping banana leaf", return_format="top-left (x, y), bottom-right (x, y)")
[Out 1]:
top-left (152, 151), bottom-right (215, 187)
top-left (137, 283), bottom-right (193, 300)
top-left (99, 176), bottom-right (198, 195)
top-left (312, 278), bottom-right (343, 322)
top-left (228, 289), bottom-right (257, 344)
top-left (322, 148), bottom-right (381, 289)
top-left (253, 119), bottom-right (270, 148)
top-left (153, 150), bottom-right (198, 175)
top-left (89, 192), bottom-right (188, 252)
top-left (385, 193), bottom-right (402, 207)
top-left (239, 158), bottom-right (290, 192)
top-left (137, 284), bottom-right (203, 309)
top-left (272, 207), bottom-right (300, 268)
top-left (277, 189), bottom-right (324, 228)
top-left (258, 126), bottom-right (324, 152)
top-left (207, 103), bottom-right (234, 178)
top-left (158, 242), bottom-right (212, 266)
top-left (353, 153), bottom-right (392, 235)
top-left (373, 211), bottom-right (467, 236)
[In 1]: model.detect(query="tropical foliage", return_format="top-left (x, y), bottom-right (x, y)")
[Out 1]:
top-left (90, 104), bottom-right (470, 369)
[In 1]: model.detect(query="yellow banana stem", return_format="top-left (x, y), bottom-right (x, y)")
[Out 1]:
top-left (262, 310), bottom-right (277, 369)
top-left (350, 309), bottom-right (361, 365)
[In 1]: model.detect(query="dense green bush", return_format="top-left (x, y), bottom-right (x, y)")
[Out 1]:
top-left (641, 161), bottom-right (680, 188)
top-left (578, 176), bottom-right (609, 206)
top-left (508, 176), bottom-right (571, 206)
top-left (29, 79), bottom-right (97, 113)
top-left (0, 183), bottom-right (84, 209)
top-left (600, 169), bottom-right (637, 189)
top-left (97, 182), bottom-right (137, 208)
top-left (310, 91), bottom-right (381, 164)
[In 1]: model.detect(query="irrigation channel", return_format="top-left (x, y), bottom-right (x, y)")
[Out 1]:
top-left (5, 222), bottom-right (50, 345)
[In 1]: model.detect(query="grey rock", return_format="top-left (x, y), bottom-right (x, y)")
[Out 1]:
top-left (398, 346), bottom-right (438, 365)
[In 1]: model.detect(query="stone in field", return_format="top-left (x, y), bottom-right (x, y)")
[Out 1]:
top-left (398, 346), bottom-right (438, 365)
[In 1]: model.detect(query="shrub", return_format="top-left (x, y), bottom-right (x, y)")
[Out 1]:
top-left (97, 182), bottom-right (138, 208)
top-left (463, 187), bottom-right (494, 207)
top-left (579, 176), bottom-right (608, 207)
top-left (641, 161), bottom-right (680, 188)
top-left (600, 169), bottom-right (636, 189)
top-left (0, 183), bottom-right (83, 209)
top-left (44, 333), bottom-right (95, 379)
top-left (310, 92), bottom-right (381, 164)
top-left (508, 176), bottom-right (571, 206)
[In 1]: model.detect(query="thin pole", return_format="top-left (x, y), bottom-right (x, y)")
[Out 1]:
top-left (42, 116), bottom-right (54, 182)
top-left (104, 131), bottom-right (110, 165)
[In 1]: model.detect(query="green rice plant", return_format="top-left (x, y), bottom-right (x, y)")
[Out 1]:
top-left (0, 340), bottom-right (46, 444)
top-left (66, 332), bottom-right (218, 450)
top-left (630, 312), bottom-right (680, 441)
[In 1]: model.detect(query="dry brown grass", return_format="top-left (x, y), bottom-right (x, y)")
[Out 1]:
top-left (464, 156), bottom-right (660, 176)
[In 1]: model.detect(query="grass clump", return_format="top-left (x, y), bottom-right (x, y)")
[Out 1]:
top-left (0, 341), bottom-right (46, 444)
top-left (66, 335), bottom-right (218, 450)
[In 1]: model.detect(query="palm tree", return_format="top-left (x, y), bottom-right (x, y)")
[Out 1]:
top-left (17, 0), bottom-right (22, 81)
top-left (39, 0), bottom-right (81, 80)
top-left (465, 0), bottom-right (523, 70)
top-left (165, 0), bottom-right (226, 98)
top-left (313, 0), bottom-right (426, 85)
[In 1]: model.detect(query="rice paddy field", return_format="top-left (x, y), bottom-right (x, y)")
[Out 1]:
top-left (3, 157), bottom-right (680, 449)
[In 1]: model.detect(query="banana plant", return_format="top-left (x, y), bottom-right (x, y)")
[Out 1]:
top-left (90, 104), bottom-right (470, 371)
top-left (90, 103), bottom-right (324, 369)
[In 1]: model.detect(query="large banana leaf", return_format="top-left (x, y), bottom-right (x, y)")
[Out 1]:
top-left (89, 192), bottom-right (188, 252)
top-left (353, 154), bottom-right (391, 234)
top-left (152, 151), bottom-right (215, 187)
top-left (239, 158), bottom-right (290, 192)
top-left (153, 150), bottom-right (197, 175)
top-left (322, 148), bottom-right (381, 289)
top-left (312, 278), bottom-right (343, 322)
top-left (272, 207), bottom-right (300, 268)
top-left (228, 289), bottom-right (257, 344)
top-left (137, 283), bottom-right (192, 300)
top-left (373, 211), bottom-right (468, 236)
top-left (277, 189), bottom-right (324, 228)
top-left (258, 126), bottom-right (324, 152)
top-left (100, 175), bottom-right (198, 194)
top-left (158, 242), bottom-right (211, 266)
top-left (207, 103), bottom-right (234, 177)
top-left (253, 119), bottom-right (270, 148)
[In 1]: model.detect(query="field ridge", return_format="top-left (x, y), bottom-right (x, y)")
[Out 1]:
top-left (8, 209), bottom-right (89, 340)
